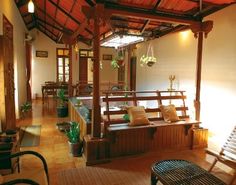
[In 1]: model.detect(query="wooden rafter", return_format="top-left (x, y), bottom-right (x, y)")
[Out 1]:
top-left (38, 25), bottom-right (57, 42)
top-left (38, 21), bottom-right (58, 39)
top-left (104, 3), bottom-right (200, 25)
top-left (141, 0), bottom-right (162, 33)
top-left (48, 0), bottom-right (93, 36)
top-left (37, 18), bottom-right (68, 33)
top-left (153, 0), bottom-right (162, 10)
top-left (36, 5), bottom-right (72, 35)
top-left (85, 0), bottom-right (95, 7)
top-left (52, 0), bottom-right (60, 38)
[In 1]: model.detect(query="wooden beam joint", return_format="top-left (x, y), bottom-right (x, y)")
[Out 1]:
top-left (190, 20), bottom-right (213, 38)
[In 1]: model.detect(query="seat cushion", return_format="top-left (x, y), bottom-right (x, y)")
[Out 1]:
top-left (159, 104), bottom-right (180, 122)
top-left (126, 106), bottom-right (150, 126)
top-left (2, 168), bottom-right (47, 185)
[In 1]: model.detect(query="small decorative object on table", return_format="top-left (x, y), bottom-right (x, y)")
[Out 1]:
top-left (168, 75), bottom-right (175, 91)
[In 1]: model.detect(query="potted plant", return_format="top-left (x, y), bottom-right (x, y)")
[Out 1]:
top-left (65, 122), bottom-right (83, 157)
top-left (117, 49), bottom-right (125, 66)
top-left (57, 89), bottom-right (68, 117)
top-left (140, 55), bottom-right (157, 67)
top-left (111, 59), bottom-right (120, 69)
top-left (140, 43), bottom-right (157, 67)
top-left (20, 102), bottom-right (32, 118)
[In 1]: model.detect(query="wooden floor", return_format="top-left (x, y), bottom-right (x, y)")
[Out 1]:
top-left (16, 99), bottom-right (235, 185)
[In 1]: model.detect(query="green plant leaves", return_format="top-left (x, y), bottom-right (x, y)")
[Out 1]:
top-left (66, 122), bottom-right (80, 143)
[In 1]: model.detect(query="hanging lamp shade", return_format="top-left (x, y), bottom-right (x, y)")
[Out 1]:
top-left (28, 0), bottom-right (34, 13)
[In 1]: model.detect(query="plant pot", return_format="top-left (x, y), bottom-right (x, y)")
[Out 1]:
top-left (57, 106), bottom-right (68, 117)
top-left (147, 61), bottom-right (155, 67)
top-left (118, 60), bottom-right (124, 66)
top-left (68, 141), bottom-right (83, 157)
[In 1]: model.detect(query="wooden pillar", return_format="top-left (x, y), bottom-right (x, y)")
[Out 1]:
top-left (92, 6), bottom-right (101, 138)
top-left (190, 21), bottom-right (213, 121)
top-left (194, 32), bottom-right (203, 121)
top-left (68, 45), bottom-right (73, 97)
top-left (127, 46), bottom-right (131, 90)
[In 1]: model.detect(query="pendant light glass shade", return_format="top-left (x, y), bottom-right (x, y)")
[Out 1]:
top-left (28, 0), bottom-right (34, 13)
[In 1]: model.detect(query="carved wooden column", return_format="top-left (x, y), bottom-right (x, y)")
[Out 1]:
top-left (190, 21), bottom-right (213, 121)
top-left (92, 6), bottom-right (101, 138)
top-left (68, 45), bottom-right (73, 97)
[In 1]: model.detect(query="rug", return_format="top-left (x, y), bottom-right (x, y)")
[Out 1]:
top-left (20, 125), bottom-right (41, 147)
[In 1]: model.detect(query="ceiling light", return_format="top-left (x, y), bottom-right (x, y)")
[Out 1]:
top-left (101, 35), bottom-right (144, 48)
top-left (28, 0), bottom-right (34, 13)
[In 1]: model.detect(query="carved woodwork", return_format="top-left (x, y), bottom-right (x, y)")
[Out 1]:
top-left (190, 20), bottom-right (213, 38)
top-left (0, 15), bottom-right (16, 131)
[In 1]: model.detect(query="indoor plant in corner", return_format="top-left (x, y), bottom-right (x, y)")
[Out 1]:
top-left (66, 122), bottom-right (83, 157)
top-left (57, 89), bottom-right (68, 117)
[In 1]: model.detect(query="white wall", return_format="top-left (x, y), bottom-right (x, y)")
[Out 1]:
top-left (0, 0), bottom-right (28, 118)
top-left (135, 4), bottom-right (236, 148)
top-left (31, 29), bottom-right (65, 97)
top-left (32, 37), bottom-right (118, 97)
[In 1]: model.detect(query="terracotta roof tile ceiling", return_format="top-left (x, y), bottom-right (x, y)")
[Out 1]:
top-left (14, 0), bottom-right (236, 45)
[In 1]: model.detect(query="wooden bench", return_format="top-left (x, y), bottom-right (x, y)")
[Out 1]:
top-left (102, 90), bottom-right (202, 157)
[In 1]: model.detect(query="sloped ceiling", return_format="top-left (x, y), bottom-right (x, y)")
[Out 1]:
top-left (15, 0), bottom-right (235, 45)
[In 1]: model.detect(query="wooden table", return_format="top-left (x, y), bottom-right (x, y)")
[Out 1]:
top-left (41, 84), bottom-right (68, 104)
top-left (151, 159), bottom-right (226, 185)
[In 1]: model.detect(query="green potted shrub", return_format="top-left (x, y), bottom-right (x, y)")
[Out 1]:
top-left (57, 89), bottom-right (68, 117)
top-left (20, 102), bottom-right (32, 118)
top-left (111, 59), bottom-right (120, 69)
top-left (65, 122), bottom-right (83, 157)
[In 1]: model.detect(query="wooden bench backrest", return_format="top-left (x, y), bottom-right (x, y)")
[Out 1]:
top-left (102, 90), bottom-right (190, 127)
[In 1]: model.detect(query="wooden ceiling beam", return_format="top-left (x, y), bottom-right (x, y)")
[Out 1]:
top-left (38, 26), bottom-right (57, 42)
top-left (36, 5), bottom-right (73, 34)
top-left (37, 18), bottom-right (69, 33)
top-left (38, 22), bottom-right (58, 40)
top-left (48, 0), bottom-right (93, 36)
top-left (140, 20), bottom-right (150, 33)
top-left (85, 0), bottom-right (95, 7)
top-left (153, 0), bottom-right (162, 10)
top-left (105, 3), bottom-right (200, 25)
top-left (112, 24), bottom-right (142, 31)
top-left (155, 25), bottom-right (188, 37)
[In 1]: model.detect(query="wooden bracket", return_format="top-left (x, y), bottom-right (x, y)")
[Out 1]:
top-left (190, 20), bottom-right (213, 38)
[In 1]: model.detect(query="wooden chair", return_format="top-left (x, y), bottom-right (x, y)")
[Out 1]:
top-left (0, 151), bottom-right (49, 185)
top-left (206, 126), bottom-right (236, 185)
top-left (44, 81), bottom-right (57, 105)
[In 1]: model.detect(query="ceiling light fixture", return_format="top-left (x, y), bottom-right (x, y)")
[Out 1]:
top-left (28, 0), bottom-right (35, 13)
top-left (101, 35), bottom-right (144, 48)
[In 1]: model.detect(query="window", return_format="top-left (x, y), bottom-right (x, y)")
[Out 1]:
top-left (57, 48), bottom-right (70, 82)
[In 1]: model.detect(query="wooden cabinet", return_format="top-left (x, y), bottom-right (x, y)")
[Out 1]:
top-left (0, 15), bottom-right (16, 131)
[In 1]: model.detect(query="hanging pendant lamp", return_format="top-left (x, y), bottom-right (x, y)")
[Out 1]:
top-left (28, 0), bottom-right (35, 13)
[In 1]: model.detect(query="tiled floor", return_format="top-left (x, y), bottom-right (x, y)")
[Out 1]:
top-left (17, 99), bottom-right (85, 185)
top-left (16, 99), bottom-right (235, 185)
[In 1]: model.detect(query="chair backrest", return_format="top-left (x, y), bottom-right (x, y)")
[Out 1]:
top-left (221, 126), bottom-right (236, 160)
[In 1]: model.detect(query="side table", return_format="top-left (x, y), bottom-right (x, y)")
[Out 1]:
top-left (151, 159), bottom-right (226, 185)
